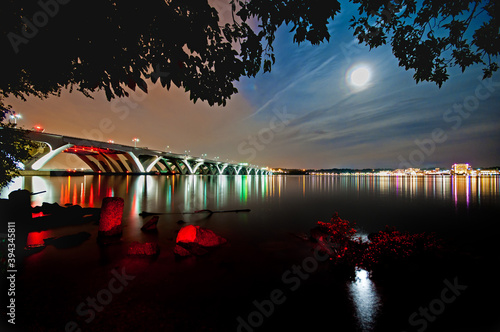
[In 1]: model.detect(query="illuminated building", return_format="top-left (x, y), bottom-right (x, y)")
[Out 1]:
top-left (451, 163), bottom-right (472, 175)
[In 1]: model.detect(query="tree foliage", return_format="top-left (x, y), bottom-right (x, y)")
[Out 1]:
top-left (348, 0), bottom-right (500, 86)
top-left (1, 0), bottom-right (498, 106)
top-left (0, 106), bottom-right (37, 189)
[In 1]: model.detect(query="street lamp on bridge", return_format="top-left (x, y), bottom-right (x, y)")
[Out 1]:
top-left (132, 137), bottom-right (140, 147)
top-left (10, 113), bottom-right (21, 124)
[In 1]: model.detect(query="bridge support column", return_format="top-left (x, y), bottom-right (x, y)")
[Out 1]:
top-left (27, 143), bottom-right (74, 171)
top-left (125, 152), bottom-right (145, 173)
top-left (182, 160), bottom-right (203, 175)
top-left (233, 166), bottom-right (243, 175)
top-left (144, 156), bottom-right (162, 172)
top-left (215, 164), bottom-right (228, 175)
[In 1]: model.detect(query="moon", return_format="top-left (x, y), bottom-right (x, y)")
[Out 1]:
top-left (350, 67), bottom-right (371, 87)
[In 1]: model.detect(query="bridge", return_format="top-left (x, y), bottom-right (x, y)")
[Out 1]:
top-left (23, 131), bottom-right (273, 176)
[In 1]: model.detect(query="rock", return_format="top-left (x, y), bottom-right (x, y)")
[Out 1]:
top-left (141, 216), bottom-right (159, 232)
top-left (310, 226), bottom-right (329, 242)
top-left (127, 242), bottom-right (160, 256)
top-left (98, 197), bottom-right (124, 237)
top-left (291, 232), bottom-right (311, 241)
top-left (186, 243), bottom-right (209, 256)
top-left (40, 202), bottom-right (64, 214)
top-left (176, 225), bottom-right (227, 247)
top-left (173, 244), bottom-right (192, 257)
top-left (8, 189), bottom-right (32, 223)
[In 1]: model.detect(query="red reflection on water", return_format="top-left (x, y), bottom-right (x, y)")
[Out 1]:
top-left (60, 182), bottom-right (64, 204)
top-left (73, 183), bottom-right (78, 205)
top-left (89, 183), bottom-right (94, 207)
top-left (130, 193), bottom-right (137, 218)
top-left (98, 175), bottom-right (101, 196)
top-left (80, 183), bottom-right (85, 205)
top-left (32, 212), bottom-right (47, 218)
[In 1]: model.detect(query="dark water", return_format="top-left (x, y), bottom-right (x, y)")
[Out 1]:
top-left (1, 175), bottom-right (499, 332)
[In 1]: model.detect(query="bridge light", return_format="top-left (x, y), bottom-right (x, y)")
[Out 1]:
top-left (33, 125), bottom-right (45, 132)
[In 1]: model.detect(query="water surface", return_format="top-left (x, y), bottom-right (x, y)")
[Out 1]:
top-left (1, 174), bottom-right (499, 332)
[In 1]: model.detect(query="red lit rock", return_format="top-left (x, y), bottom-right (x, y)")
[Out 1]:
top-left (98, 197), bottom-right (124, 237)
top-left (176, 225), bottom-right (197, 243)
top-left (127, 242), bottom-right (160, 256)
top-left (141, 215), bottom-right (159, 232)
top-left (176, 225), bottom-right (227, 247)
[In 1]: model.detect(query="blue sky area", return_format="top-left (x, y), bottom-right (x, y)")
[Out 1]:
top-left (234, 3), bottom-right (500, 169)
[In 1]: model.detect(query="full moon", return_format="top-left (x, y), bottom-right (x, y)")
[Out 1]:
top-left (350, 67), bottom-right (371, 87)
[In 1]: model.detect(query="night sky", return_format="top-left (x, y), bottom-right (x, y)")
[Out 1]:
top-left (6, 1), bottom-right (500, 170)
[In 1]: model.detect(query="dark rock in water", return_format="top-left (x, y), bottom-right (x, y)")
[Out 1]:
top-left (24, 245), bottom-right (46, 255)
top-left (310, 226), bottom-right (329, 242)
top-left (176, 225), bottom-right (227, 247)
top-left (127, 242), bottom-right (160, 256)
top-left (8, 189), bottom-right (32, 223)
top-left (141, 216), bottom-right (159, 232)
top-left (173, 244), bottom-right (192, 257)
top-left (40, 202), bottom-right (65, 214)
top-left (43, 232), bottom-right (91, 249)
top-left (176, 219), bottom-right (185, 224)
top-left (185, 243), bottom-right (209, 256)
top-left (173, 243), bottom-right (209, 257)
top-left (290, 232), bottom-right (311, 241)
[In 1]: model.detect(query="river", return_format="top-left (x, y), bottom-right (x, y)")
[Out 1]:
top-left (1, 174), bottom-right (499, 332)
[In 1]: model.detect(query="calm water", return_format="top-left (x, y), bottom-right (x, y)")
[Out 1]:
top-left (4, 174), bottom-right (499, 235)
top-left (1, 174), bottom-right (499, 332)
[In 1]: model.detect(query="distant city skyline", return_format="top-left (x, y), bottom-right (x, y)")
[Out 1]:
top-left (6, 2), bottom-right (500, 170)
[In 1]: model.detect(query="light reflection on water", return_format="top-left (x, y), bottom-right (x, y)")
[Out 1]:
top-left (2, 175), bottom-right (499, 219)
top-left (2, 174), bottom-right (498, 211)
top-left (348, 268), bottom-right (382, 332)
top-left (1, 174), bottom-right (499, 331)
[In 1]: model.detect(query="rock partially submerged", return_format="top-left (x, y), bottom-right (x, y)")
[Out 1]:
top-left (176, 225), bottom-right (227, 247)
top-left (174, 225), bottom-right (227, 258)
top-left (173, 244), bottom-right (192, 257)
top-left (98, 197), bottom-right (124, 237)
top-left (141, 216), bottom-right (159, 232)
top-left (127, 242), bottom-right (160, 256)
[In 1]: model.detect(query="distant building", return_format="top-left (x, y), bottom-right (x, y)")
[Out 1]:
top-left (451, 163), bottom-right (472, 175)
